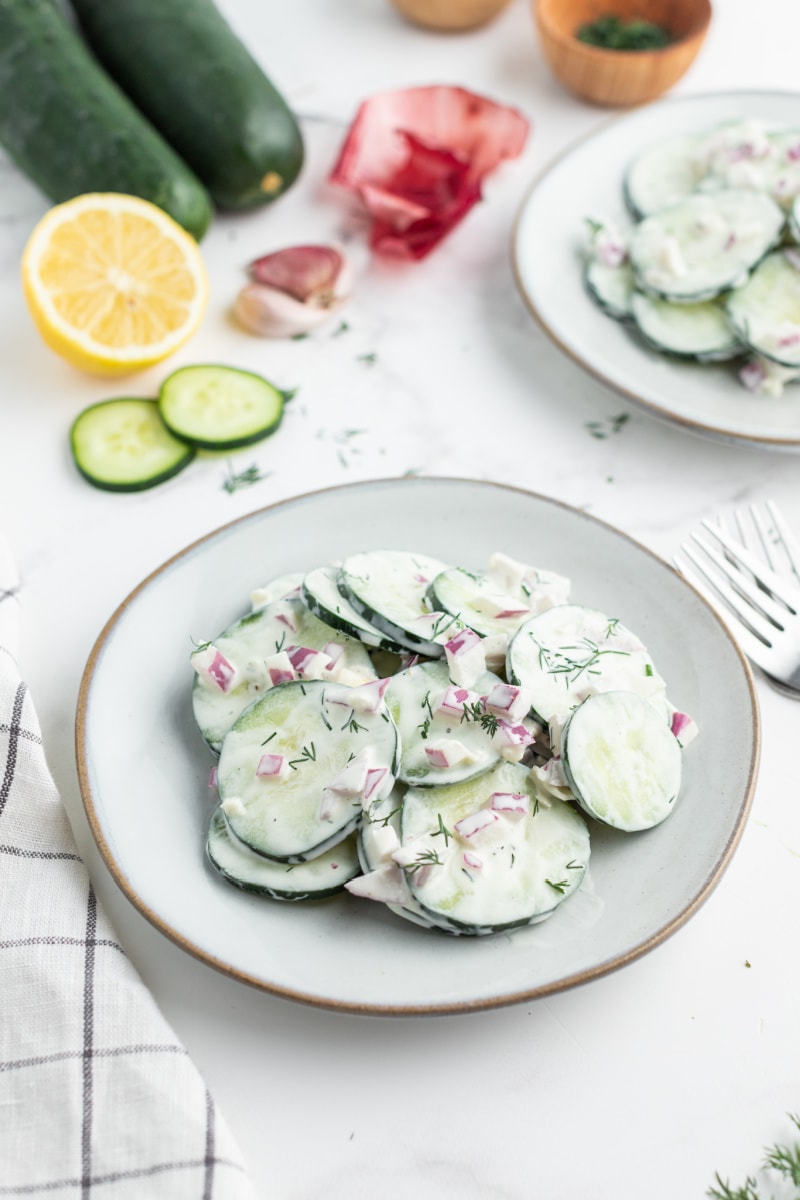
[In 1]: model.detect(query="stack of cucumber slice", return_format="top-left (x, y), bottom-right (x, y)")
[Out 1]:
top-left (194, 548), bottom-right (697, 936)
top-left (585, 118), bottom-right (800, 394)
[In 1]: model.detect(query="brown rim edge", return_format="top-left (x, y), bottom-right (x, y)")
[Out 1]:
top-left (75, 476), bottom-right (761, 1017)
top-left (510, 88), bottom-right (800, 452)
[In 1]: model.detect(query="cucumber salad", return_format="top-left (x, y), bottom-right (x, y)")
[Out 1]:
top-left (191, 549), bottom-right (698, 936)
top-left (585, 118), bottom-right (800, 396)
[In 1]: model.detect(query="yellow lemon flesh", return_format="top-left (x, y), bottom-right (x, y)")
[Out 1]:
top-left (21, 193), bottom-right (209, 376)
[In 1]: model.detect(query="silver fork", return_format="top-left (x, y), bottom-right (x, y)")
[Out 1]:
top-left (673, 499), bottom-right (800, 697)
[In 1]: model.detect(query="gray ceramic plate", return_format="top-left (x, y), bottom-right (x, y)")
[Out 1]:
top-left (76, 478), bottom-right (759, 1014)
top-left (513, 90), bottom-right (800, 451)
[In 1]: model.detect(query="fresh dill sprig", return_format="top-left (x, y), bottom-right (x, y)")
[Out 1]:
top-left (459, 701), bottom-right (499, 737)
top-left (288, 742), bottom-right (316, 769)
top-left (530, 635), bottom-right (630, 686)
top-left (406, 848), bottom-right (443, 874)
top-left (222, 462), bottom-right (270, 494)
top-left (431, 813), bottom-right (453, 847)
top-left (546, 878), bottom-right (568, 894)
top-left (708, 1114), bottom-right (800, 1199)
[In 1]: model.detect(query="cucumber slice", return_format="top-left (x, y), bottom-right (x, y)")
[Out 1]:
top-left (217, 679), bottom-right (399, 862)
top-left (630, 190), bottom-right (784, 303)
top-left (70, 397), bottom-right (194, 491)
top-left (158, 364), bottom-right (287, 449)
top-left (192, 595), bottom-right (377, 753)
top-left (399, 762), bottom-right (590, 935)
top-left (562, 691), bottom-right (682, 832)
top-left (624, 133), bottom-right (703, 219)
top-left (726, 251), bottom-right (800, 367)
top-left (429, 564), bottom-right (568, 639)
top-left (302, 564), bottom-right (405, 651)
top-left (385, 659), bottom-right (504, 787)
top-left (631, 292), bottom-right (743, 362)
top-left (207, 808), bottom-right (360, 899)
top-left (585, 259), bottom-right (635, 321)
top-left (338, 550), bottom-right (464, 656)
top-left (506, 604), bottom-right (667, 726)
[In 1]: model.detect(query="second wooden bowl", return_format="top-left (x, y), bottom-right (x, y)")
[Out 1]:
top-left (535, 0), bottom-right (712, 107)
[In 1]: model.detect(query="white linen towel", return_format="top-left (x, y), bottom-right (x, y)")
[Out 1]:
top-left (0, 536), bottom-right (258, 1199)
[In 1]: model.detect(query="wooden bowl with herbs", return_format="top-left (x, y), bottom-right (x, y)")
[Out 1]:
top-left (534, 0), bottom-right (712, 107)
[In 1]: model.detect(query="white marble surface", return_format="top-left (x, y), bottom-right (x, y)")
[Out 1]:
top-left (2, 0), bottom-right (800, 1196)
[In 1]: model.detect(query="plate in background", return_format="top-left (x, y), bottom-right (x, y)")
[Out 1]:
top-left (513, 90), bottom-right (800, 451)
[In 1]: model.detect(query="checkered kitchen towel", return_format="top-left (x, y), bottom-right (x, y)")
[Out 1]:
top-left (0, 536), bottom-right (258, 1199)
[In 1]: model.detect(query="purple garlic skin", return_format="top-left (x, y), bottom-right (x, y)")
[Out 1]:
top-left (234, 244), bottom-right (352, 338)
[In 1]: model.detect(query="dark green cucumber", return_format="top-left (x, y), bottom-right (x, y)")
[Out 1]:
top-left (70, 398), bottom-right (195, 492)
top-left (0, 0), bottom-right (213, 241)
top-left (70, 0), bottom-right (304, 211)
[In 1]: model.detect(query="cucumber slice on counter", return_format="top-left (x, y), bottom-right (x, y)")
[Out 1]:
top-left (562, 691), bottom-right (682, 832)
top-left (726, 250), bottom-right (800, 367)
top-left (216, 679), bottom-right (399, 862)
top-left (631, 292), bottom-right (743, 362)
top-left (207, 809), bottom-right (361, 899)
top-left (158, 363), bottom-right (287, 449)
top-left (399, 762), bottom-right (590, 935)
top-left (70, 397), bottom-right (194, 491)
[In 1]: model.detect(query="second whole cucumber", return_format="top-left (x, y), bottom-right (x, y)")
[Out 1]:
top-left (69, 0), bottom-right (305, 212)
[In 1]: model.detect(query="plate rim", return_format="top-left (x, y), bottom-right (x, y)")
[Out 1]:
top-left (75, 476), bottom-right (761, 1015)
top-left (510, 87), bottom-right (800, 451)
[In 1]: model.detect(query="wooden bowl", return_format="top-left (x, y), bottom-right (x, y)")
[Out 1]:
top-left (535, 0), bottom-right (712, 107)
top-left (389, 0), bottom-right (513, 31)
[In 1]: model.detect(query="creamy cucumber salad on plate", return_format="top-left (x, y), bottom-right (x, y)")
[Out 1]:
top-left (192, 546), bottom-right (698, 938)
top-left (585, 117), bottom-right (800, 396)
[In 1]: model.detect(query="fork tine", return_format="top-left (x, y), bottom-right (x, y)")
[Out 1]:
top-left (765, 500), bottom-right (800, 588)
top-left (700, 518), bottom-right (800, 613)
top-left (688, 533), bottom-right (791, 630)
top-left (673, 552), bottom-right (774, 669)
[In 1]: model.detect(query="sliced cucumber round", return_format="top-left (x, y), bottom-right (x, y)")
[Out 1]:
top-left (630, 190), bottom-right (784, 304)
top-left (585, 259), bottom-right (635, 321)
top-left (385, 659), bottom-right (503, 787)
top-left (158, 364), bottom-right (287, 450)
top-left (399, 762), bottom-right (590, 935)
top-left (429, 566), bottom-right (542, 640)
top-left (217, 679), bottom-right (399, 862)
top-left (70, 397), bottom-right (194, 492)
top-left (338, 550), bottom-right (463, 657)
top-left (624, 133), bottom-right (703, 219)
top-left (506, 604), bottom-right (666, 726)
top-left (302, 563), bottom-right (404, 651)
top-left (631, 292), bottom-right (743, 362)
top-left (207, 808), bottom-right (361, 899)
top-left (191, 595), bottom-right (377, 752)
top-left (562, 691), bottom-right (682, 832)
top-left (726, 250), bottom-right (800, 367)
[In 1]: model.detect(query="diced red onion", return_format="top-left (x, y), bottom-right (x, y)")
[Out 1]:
top-left (437, 685), bottom-right (477, 716)
top-left (268, 666), bottom-right (296, 686)
top-left (424, 745), bottom-right (451, 769)
top-left (483, 682), bottom-right (529, 722)
top-left (462, 851), bottom-right (483, 870)
top-left (322, 641), bottom-right (346, 668)
top-left (454, 809), bottom-right (498, 839)
top-left (490, 791), bottom-right (529, 814)
top-left (208, 766), bottom-right (218, 790)
top-left (492, 720), bottom-right (535, 749)
top-left (739, 360), bottom-right (767, 392)
top-left (364, 766), bottom-right (391, 801)
top-left (445, 628), bottom-right (481, 656)
top-left (191, 646), bottom-right (237, 693)
top-left (256, 753), bottom-right (287, 778)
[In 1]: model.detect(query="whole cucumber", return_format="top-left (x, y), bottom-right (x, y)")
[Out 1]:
top-left (0, 0), bottom-right (213, 240)
top-left (70, 0), bottom-right (305, 211)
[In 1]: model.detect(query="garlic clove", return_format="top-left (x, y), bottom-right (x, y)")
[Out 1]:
top-left (234, 282), bottom-right (348, 339)
top-left (249, 245), bottom-right (349, 304)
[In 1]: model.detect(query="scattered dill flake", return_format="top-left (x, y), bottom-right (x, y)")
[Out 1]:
top-left (331, 320), bottom-right (350, 337)
top-left (576, 15), bottom-right (673, 51)
top-left (357, 352), bottom-right (377, 365)
top-left (222, 462), bottom-right (270, 494)
top-left (291, 332), bottom-right (310, 341)
top-left (585, 412), bottom-right (630, 439)
top-left (744, 959), bottom-right (751, 968)
top-left (282, 387), bottom-right (299, 403)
